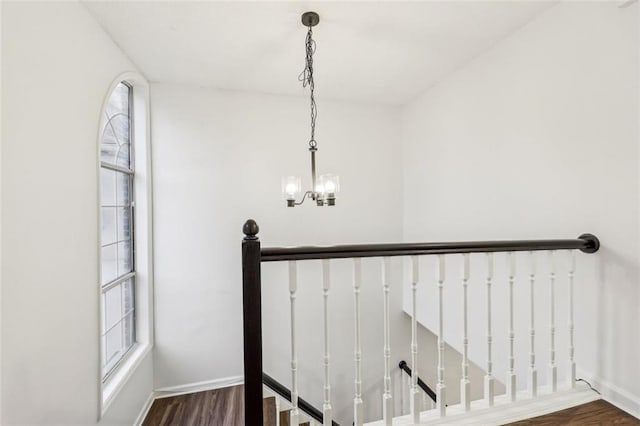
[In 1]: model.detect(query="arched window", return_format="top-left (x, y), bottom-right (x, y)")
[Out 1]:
top-left (100, 81), bottom-right (136, 378)
top-left (99, 74), bottom-right (152, 410)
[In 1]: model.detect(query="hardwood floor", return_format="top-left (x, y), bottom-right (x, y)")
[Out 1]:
top-left (142, 387), bottom-right (639, 426)
top-left (142, 385), bottom-right (244, 426)
top-left (506, 400), bottom-right (640, 425)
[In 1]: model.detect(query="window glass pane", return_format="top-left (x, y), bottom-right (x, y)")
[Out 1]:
top-left (123, 278), bottom-right (134, 313)
top-left (100, 168), bottom-right (116, 206)
top-left (105, 285), bottom-right (122, 331)
top-left (105, 83), bottom-right (129, 117)
top-left (101, 83), bottom-right (131, 169)
top-left (100, 125), bottom-right (118, 165)
top-left (103, 113), bottom-right (130, 168)
top-left (101, 207), bottom-right (117, 246)
top-left (101, 244), bottom-right (117, 285)
top-left (104, 321), bottom-right (123, 373)
top-left (117, 207), bottom-right (131, 241)
top-left (115, 171), bottom-right (131, 207)
top-left (116, 141), bottom-right (131, 169)
top-left (123, 311), bottom-right (135, 350)
top-left (100, 293), bottom-right (106, 336)
top-left (117, 240), bottom-right (132, 276)
top-left (101, 334), bottom-right (107, 373)
top-left (101, 279), bottom-right (135, 378)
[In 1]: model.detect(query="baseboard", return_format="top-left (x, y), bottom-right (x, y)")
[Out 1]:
top-left (133, 392), bottom-right (155, 426)
top-left (154, 375), bottom-right (244, 399)
top-left (577, 369), bottom-right (640, 419)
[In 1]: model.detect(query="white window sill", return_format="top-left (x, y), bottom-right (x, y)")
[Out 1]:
top-left (101, 342), bottom-right (152, 416)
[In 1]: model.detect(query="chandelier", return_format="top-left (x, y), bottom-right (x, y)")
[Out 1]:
top-left (282, 12), bottom-right (340, 207)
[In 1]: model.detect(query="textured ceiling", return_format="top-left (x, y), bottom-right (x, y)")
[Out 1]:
top-left (84, 1), bottom-right (557, 104)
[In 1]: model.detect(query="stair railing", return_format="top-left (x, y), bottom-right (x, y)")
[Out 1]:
top-left (263, 372), bottom-right (340, 426)
top-left (241, 219), bottom-right (600, 425)
top-left (398, 360), bottom-right (437, 403)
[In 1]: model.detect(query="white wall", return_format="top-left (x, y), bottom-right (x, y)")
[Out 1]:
top-left (1, 2), bottom-right (153, 424)
top-left (3, 1), bottom-right (637, 424)
top-left (151, 83), bottom-right (409, 422)
top-left (0, 1), bottom-right (4, 421)
top-left (402, 0), bottom-right (639, 414)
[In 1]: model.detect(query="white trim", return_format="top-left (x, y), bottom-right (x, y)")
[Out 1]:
top-left (576, 368), bottom-right (640, 419)
top-left (97, 71), bottom-right (154, 418)
top-left (101, 345), bottom-right (152, 415)
top-left (154, 375), bottom-right (244, 399)
top-left (133, 392), bottom-right (155, 426)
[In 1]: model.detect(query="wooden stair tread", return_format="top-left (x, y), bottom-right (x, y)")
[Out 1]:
top-left (264, 395), bottom-right (317, 426)
top-left (263, 396), bottom-right (277, 426)
top-left (279, 408), bottom-right (291, 426)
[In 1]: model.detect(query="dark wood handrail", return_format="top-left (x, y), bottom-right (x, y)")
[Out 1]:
top-left (261, 234), bottom-right (599, 262)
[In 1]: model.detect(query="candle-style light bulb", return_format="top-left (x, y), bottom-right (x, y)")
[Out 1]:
top-left (282, 176), bottom-right (302, 207)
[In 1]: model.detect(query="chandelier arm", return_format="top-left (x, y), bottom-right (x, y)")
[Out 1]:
top-left (294, 191), bottom-right (315, 206)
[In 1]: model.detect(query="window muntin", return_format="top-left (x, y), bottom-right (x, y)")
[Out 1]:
top-left (101, 82), bottom-right (132, 168)
top-left (100, 82), bottom-right (136, 379)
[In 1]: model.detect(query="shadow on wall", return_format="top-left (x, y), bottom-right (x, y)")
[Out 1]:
top-left (594, 247), bottom-right (640, 393)
top-left (408, 311), bottom-right (504, 408)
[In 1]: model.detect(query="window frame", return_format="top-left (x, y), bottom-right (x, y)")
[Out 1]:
top-left (100, 81), bottom-right (137, 382)
top-left (98, 73), bottom-right (153, 416)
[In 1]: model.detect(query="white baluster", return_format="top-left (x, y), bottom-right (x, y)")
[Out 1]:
top-left (422, 392), bottom-right (428, 411)
top-left (484, 253), bottom-right (495, 406)
top-left (460, 253), bottom-right (471, 411)
top-left (549, 251), bottom-right (557, 392)
top-left (568, 250), bottom-right (576, 388)
top-left (410, 256), bottom-right (420, 424)
top-left (353, 259), bottom-right (364, 426)
top-left (275, 396), bottom-right (281, 426)
top-left (436, 255), bottom-right (446, 417)
top-left (529, 252), bottom-right (537, 397)
top-left (401, 367), bottom-right (407, 415)
top-left (289, 261), bottom-right (300, 426)
top-left (322, 260), bottom-right (332, 425)
top-left (382, 257), bottom-right (393, 425)
top-left (507, 252), bottom-right (517, 401)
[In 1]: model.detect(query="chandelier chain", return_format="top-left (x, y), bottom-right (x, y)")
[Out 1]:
top-left (298, 26), bottom-right (317, 149)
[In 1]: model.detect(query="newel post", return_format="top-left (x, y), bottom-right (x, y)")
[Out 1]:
top-left (242, 219), bottom-right (263, 426)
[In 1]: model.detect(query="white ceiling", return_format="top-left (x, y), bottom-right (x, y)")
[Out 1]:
top-left (84, 1), bottom-right (557, 105)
